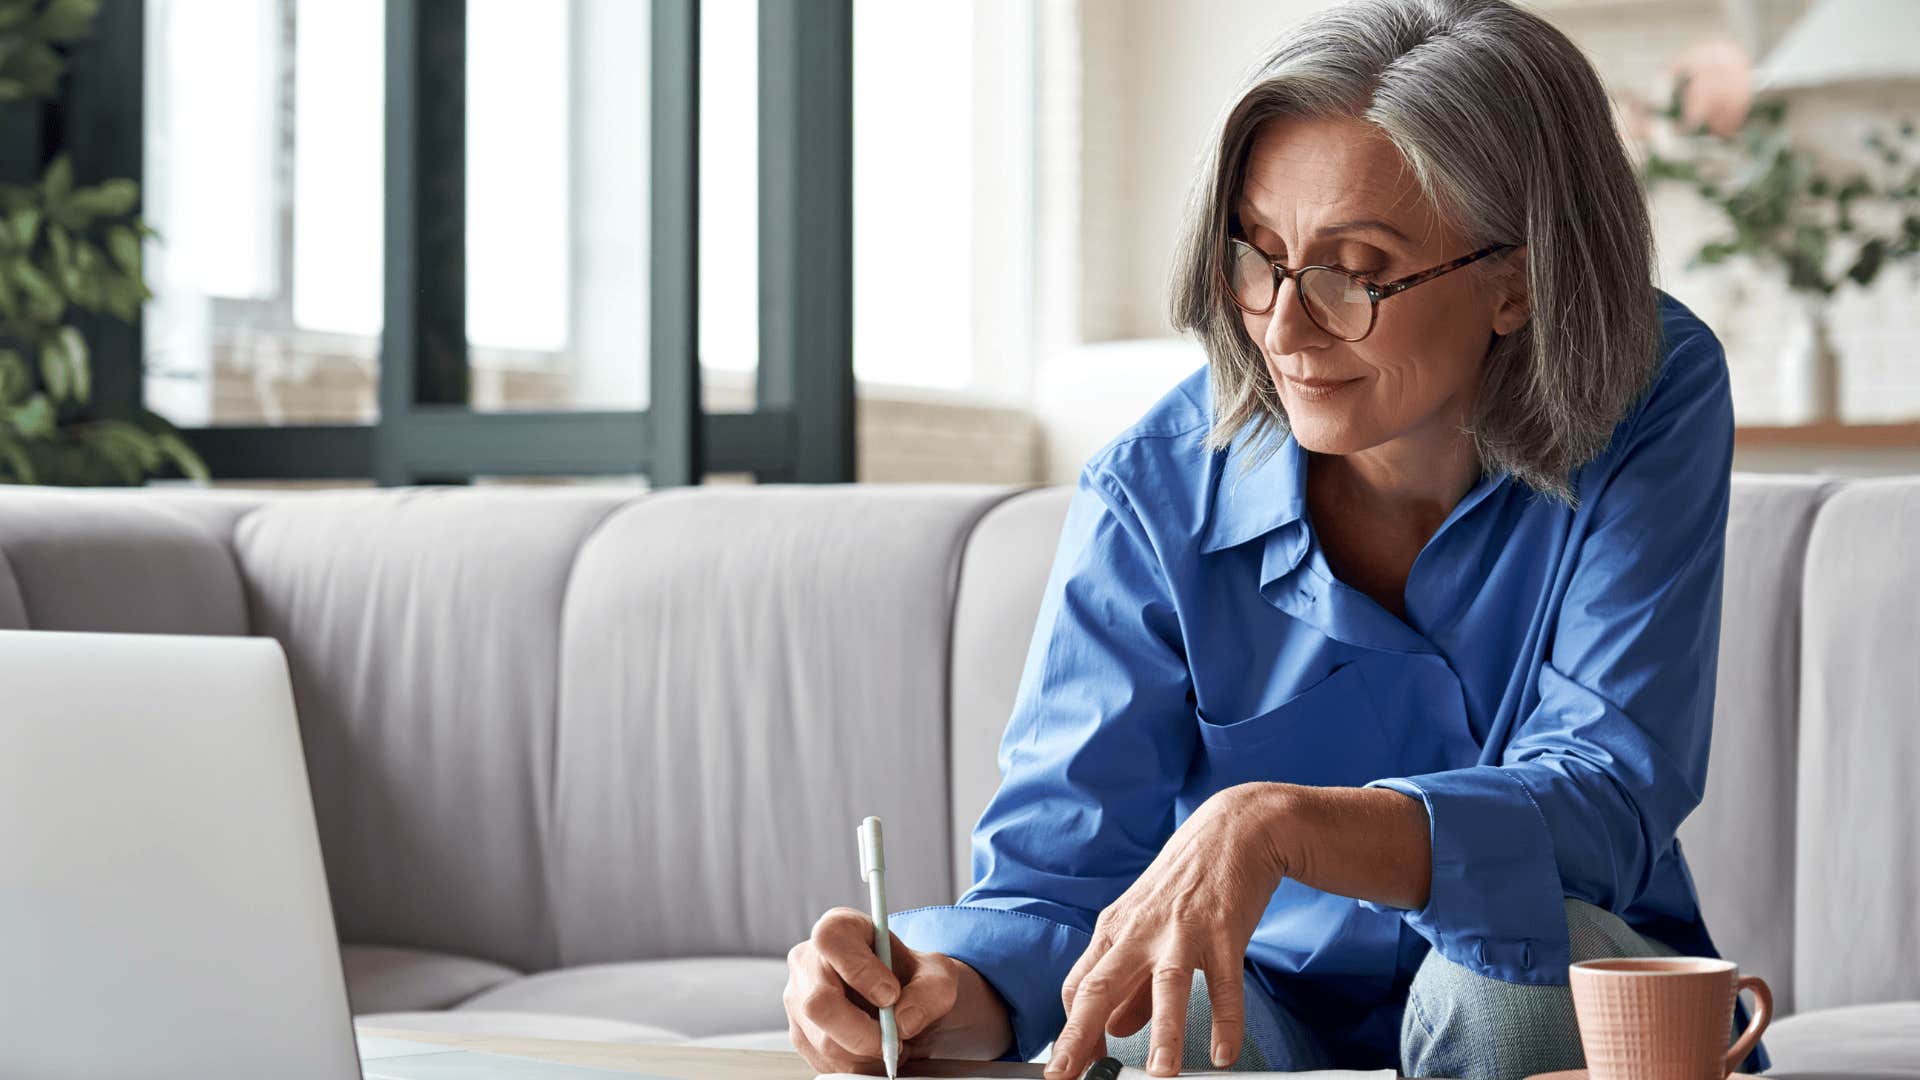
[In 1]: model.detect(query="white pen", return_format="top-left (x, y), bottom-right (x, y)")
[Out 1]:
top-left (857, 816), bottom-right (901, 1080)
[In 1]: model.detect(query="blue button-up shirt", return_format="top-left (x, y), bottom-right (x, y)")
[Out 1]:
top-left (891, 290), bottom-right (1769, 1071)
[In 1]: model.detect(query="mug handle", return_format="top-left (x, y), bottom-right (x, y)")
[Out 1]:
top-left (1723, 974), bottom-right (1773, 1076)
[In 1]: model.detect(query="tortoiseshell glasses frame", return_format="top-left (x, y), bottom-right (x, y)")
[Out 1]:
top-left (1221, 234), bottom-right (1518, 343)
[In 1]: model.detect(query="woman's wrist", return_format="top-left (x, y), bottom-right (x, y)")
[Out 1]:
top-left (1246, 782), bottom-right (1434, 911)
top-left (1234, 780), bottom-right (1306, 884)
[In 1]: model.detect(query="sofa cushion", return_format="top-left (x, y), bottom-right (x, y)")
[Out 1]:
top-left (546, 485), bottom-right (1017, 965)
top-left (233, 487), bottom-right (634, 973)
top-left (1795, 479), bottom-right (1920, 1012)
top-left (453, 957), bottom-right (791, 1039)
top-left (0, 488), bottom-right (256, 635)
top-left (355, 1011), bottom-right (685, 1045)
top-left (342, 945), bottom-right (520, 1014)
top-left (1675, 474), bottom-right (1833, 1016)
top-left (1763, 1001), bottom-right (1920, 1077)
top-left (947, 486), bottom-right (1072, 891)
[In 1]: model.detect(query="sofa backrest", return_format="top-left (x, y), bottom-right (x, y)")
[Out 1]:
top-left (542, 484), bottom-right (1011, 967)
top-left (1790, 478), bottom-right (1920, 1013)
top-left (229, 488), bottom-right (633, 973)
top-left (1676, 474), bottom-right (1833, 1016)
top-left (0, 483), bottom-right (1019, 974)
top-left (0, 489), bottom-right (258, 635)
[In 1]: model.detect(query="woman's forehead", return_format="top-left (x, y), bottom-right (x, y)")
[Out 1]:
top-left (1235, 116), bottom-right (1433, 240)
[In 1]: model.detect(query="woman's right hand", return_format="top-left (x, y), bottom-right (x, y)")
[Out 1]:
top-left (785, 906), bottom-right (1015, 1074)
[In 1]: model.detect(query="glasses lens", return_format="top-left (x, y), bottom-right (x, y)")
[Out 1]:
top-left (1228, 242), bottom-right (1276, 313)
top-left (1298, 268), bottom-right (1373, 341)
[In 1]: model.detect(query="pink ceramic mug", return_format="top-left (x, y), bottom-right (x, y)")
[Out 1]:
top-left (1569, 958), bottom-right (1771, 1080)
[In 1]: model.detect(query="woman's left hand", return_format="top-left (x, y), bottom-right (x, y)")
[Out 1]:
top-left (1044, 781), bottom-right (1294, 1079)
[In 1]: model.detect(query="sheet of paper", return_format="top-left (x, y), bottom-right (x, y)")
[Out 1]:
top-left (357, 1037), bottom-right (668, 1079)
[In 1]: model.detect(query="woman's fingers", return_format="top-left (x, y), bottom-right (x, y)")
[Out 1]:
top-left (799, 960), bottom-right (887, 1059)
top-left (1046, 945), bottom-right (1144, 1080)
top-left (1104, 980), bottom-right (1153, 1039)
top-left (791, 1007), bottom-right (876, 1075)
top-left (1060, 917), bottom-right (1116, 1016)
top-left (1202, 948), bottom-right (1247, 1068)
top-left (894, 952), bottom-right (959, 1040)
top-left (1146, 962), bottom-right (1194, 1075)
top-left (813, 907), bottom-right (904, 1008)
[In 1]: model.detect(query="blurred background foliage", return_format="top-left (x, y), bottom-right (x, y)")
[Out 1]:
top-left (0, 0), bottom-right (206, 485)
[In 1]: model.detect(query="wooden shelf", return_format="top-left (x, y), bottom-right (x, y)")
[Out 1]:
top-left (1734, 421), bottom-right (1920, 449)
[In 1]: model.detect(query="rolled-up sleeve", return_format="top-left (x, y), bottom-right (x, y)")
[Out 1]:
top-left (891, 459), bottom-right (1197, 1061)
top-left (1359, 330), bottom-right (1734, 984)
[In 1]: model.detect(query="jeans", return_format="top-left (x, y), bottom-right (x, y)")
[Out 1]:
top-left (1048, 899), bottom-right (1705, 1079)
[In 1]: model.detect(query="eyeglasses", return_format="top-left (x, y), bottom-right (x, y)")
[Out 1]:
top-left (1221, 236), bottom-right (1517, 342)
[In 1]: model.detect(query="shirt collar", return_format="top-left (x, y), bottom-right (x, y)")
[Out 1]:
top-left (1200, 420), bottom-right (1306, 554)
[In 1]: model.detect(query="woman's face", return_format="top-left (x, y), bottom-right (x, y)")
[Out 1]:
top-left (1233, 115), bottom-right (1527, 457)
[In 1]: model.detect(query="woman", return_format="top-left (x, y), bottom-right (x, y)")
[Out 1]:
top-left (785, 1), bottom-right (1769, 1077)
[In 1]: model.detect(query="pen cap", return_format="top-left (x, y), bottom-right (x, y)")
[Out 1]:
top-left (858, 816), bottom-right (885, 881)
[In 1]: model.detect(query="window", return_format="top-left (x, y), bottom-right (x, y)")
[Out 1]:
top-left (850, 0), bottom-right (1037, 403)
top-left (122, 0), bottom-right (855, 485)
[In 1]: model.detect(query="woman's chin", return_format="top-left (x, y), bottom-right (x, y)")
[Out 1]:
top-left (1287, 412), bottom-right (1370, 456)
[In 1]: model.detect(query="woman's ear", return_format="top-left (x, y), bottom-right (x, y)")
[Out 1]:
top-left (1490, 245), bottom-right (1530, 336)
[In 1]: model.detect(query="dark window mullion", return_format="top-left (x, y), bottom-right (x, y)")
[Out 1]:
top-left (757, 0), bottom-right (853, 483)
top-left (648, 0), bottom-right (702, 487)
top-left (380, 0), bottom-right (469, 485)
top-left (59, 0), bottom-right (146, 423)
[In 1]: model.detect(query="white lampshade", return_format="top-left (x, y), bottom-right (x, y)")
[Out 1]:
top-left (1753, 0), bottom-right (1920, 91)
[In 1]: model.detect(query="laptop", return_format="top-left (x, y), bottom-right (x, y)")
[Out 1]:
top-left (0, 629), bottom-right (364, 1079)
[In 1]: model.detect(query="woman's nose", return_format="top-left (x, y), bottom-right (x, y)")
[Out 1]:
top-left (1262, 275), bottom-right (1329, 358)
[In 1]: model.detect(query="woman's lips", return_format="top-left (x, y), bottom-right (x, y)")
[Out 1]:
top-left (1283, 374), bottom-right (1361, 401)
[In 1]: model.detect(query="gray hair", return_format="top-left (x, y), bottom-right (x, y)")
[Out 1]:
top-left (1168, 0), bottom-right (1660, 505)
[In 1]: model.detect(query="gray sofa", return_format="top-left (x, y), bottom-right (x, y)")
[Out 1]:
top-left (0, 475), bottom-right (1912, 1076)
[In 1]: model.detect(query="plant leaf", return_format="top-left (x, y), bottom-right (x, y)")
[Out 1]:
top-left (8, 204), bottom-right (37, 247)
top-left (12, 258), bottom-right (63, 321)
top-left (58, 325), bottom-right (88, 401)
top-left (79, 178), bottom-right (136, 217)
top-left (106, 224), bottom-right (139, 275)
top-left (0, 431), bottom-right (35, 482)
top-left (10, 392), bottom-right (53, 437)
top-left (1847, 238), bottom-right (1888, 286)
top-left (82, 420), bottom-right (164, 485)
top-left (151, 430), bottom-right (209, 482)
top-left (0, 264), bottom-right (20, 319)
top-left (38, 334), bottom-right (68, 400)
top-left (15, 42), bottom-right (63, 97)
top-left (0, 347), bottom-right (27, 403)
top-left (0, 0), bottom-right (36, 35)
top-left (35, 0), bottom-right (100, 43)
top-left (42, 154), bottom-right (71, 203)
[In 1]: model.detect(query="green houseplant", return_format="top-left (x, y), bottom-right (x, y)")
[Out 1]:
top-left (0, 0), bottom-right (206, 484)
top-left (1627, 37), bottom-right (1920, 423)
top-left (1639, 94), bottom-right (1920, 296)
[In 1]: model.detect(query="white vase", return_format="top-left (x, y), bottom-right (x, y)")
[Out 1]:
top-left (1776, 292), bottom-right (1840, 425)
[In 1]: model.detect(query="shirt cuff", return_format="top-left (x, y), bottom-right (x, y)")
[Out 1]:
top-left (889, 903), bottom-right (1091, 1062)
top-left (1358, 769), bottom-right (1572, 984)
